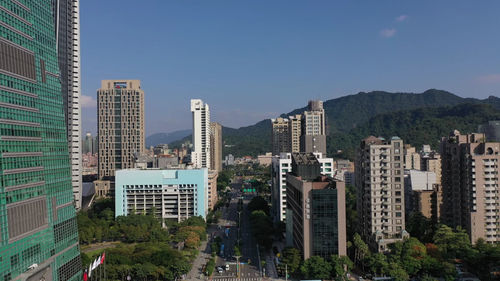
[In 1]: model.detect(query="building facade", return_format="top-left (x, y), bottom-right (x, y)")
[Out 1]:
top-left (56, 0), bottom-right (82, 210)
top-left (289, 114), bottom-right (302, 153)
top-left (403, 144), bottom-right (421, 170)
top-left (300, 100), bottom-right (327, 154)
top-left (115, 168), bottom-right (208, 224)
top-left (285, 153), bottom-right (346, 259)
top-left (272, 152), bottom-right (334, 222)
top-left (0, 0), bottom-right (82, 279)
top-left (404, 170), bottom-right (440, 220)
top-left (441, 130), bottom-right (500, 243)
top-left (271, 117), bottom-right (290, 155)
top-left (191, 99), bottom-right (211, 169)
top-left (479, 120), bottom-right (500, 142)
top-left (207, 170), bottom-right (219, 210)
top-left (355, 136), bottom-right (407, 252)
top-left (97, 80), bottom-right (145, 179)
top-left (210, 122), bottom-right (222, 172)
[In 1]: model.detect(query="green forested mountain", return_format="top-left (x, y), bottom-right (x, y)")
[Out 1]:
top-left (169, 90), bottom-right (500, 158)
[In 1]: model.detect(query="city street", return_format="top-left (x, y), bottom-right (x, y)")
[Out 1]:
top-left (211, 181), bottom-right (262, 281)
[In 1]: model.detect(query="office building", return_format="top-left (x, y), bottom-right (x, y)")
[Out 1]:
top-left (82, 132), bottom-right (93, 154)
top-left (285, 153), bottom-right (346, 259)
top-left (0, 0), bottom-right (82, 279)
top-left (208, 170), bottom-right (219, 210)
top-left (210, 122), bottom-right (223, 172)
top-left (403, 144), bottom-right (421, 170)
top-left (115, 168), bottom-right (208, 224)
top-left (441, 130), bottom-right (500, 243)
top-left (479, 120), bottom-right (500, 142)
top-left (257, 152), bottom-right (273, 166)
top-left (301, 100), bottom-right (327, 154)
top-left (355, 136), bottom-right (408, 252)
top-left (97, 80), bottom-right (145, 181)
top-left (272, 117), bottom-right (290, 155)
top-left (289, 114), bottom-right (302, 153)
top-left (191, 99), bottom-right (211, 169)
top-left (272, 152), bottom-right (334, 222)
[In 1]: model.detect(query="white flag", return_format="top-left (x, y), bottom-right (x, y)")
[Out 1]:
top-left (92, 258), bottom-right (99, 270)
top-left (88, 263), bottom-right (92, 278)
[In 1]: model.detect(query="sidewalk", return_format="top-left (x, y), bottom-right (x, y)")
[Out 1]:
top-left (185, 233), bottom-right (212, 280)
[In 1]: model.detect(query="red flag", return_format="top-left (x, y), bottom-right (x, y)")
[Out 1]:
top-left (100, 252), bottom-right (105, 264)
top-left (83, 269), bottom-right (88, 281)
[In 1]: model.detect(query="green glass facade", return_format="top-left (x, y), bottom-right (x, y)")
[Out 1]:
top-left (311, 189), bottom-right (339, 259)
top-left (0, 0), bottom-right (81, 280)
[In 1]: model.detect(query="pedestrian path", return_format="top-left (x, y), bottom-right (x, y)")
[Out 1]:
top-left (212, 278), bottom-right (262, 281)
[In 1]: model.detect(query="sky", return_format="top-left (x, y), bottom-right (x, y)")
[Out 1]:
top-left (80, 1), bottom-right (500, 136)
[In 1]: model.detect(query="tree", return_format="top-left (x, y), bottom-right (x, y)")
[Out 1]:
top-left (366, 253), bottom-right (388, 276)
top-left (331, 255), bottom-right (354, 281)
top-left (300, 256), bottom-right (332, 280)
top-left (433, 225), bottom-right (471, 259)
top-left (248, 196), bottom-right (270, 215)
top-left (280, 247), bottom-right (301, 275)
top-left (388, 262), bottom-right (409, 281)
top-left (353, 233), bottom-right (370, 270)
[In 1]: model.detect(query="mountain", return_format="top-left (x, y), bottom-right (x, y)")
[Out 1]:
top-left (218, 89), bottom-right (500, 157)
top-left (329, 103), bottom-right (500, 159)
top-left (146, 129), bottom-right (191, 147)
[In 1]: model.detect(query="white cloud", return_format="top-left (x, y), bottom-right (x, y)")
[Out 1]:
top-left (396, 15), bottom-right (408, 22)
top-left (81, 95), bottom-right (97, 108)
top-left (477, 74), bottom-right (500, 84)
top-left (380, 28), bottom-right (396, 38)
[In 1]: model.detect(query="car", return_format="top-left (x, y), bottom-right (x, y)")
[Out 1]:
top-left (225, 264), bottom-right (230, 271)
top-left (217, 267), bottom-right (223, 274)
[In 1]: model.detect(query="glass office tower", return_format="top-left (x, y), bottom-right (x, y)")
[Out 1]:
top-left (0, 0), bottom-right (82, 280)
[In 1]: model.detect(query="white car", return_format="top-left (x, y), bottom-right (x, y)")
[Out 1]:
top-left (225, 264), bottom-right (230, 271)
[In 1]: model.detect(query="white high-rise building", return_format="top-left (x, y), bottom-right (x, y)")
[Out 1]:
top-left (56, 0), bottom-right (82, 209)
top-left (271, 152), bottom-right (334, 222)
top-left (191, 99), bottom-right (211, 169)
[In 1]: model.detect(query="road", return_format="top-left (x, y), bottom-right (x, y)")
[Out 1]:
top-left (211, 181), bottom-right (262, 281)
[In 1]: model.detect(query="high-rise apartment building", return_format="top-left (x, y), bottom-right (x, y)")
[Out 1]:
top-left (191, 99), bottom-right (211, 169)
top-left (55, 0), bottom-right (82, 210)
top-left (301, 100), bottom-right (327, 154)
top-left (403, 144), bottom-right (421, 170)
top-left (272, 152), bottom-right (334, 222)
top-left (210, 122), bottom-right (222, 172)
top-left (289, 114), bottom-right (302, 153)
top-left (97, 80), bottom-right (145, 180)
top-left (285, 153), bottom-right (346, 259)
top-left (441, 130), bottom-right (500, 243)
top-left (271, 117), bottom-right (290, 155)
top-left (355, 136), bottom-right (407, 252)
top-left (82, 132), bottom-right (93, 154)
top-left (0, 0), bottom-right (82, 279)
top-left (207, 170), bottom-right (219, 210)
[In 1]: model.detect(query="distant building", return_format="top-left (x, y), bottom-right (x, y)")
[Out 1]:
top-left (355, 136), bottom-right (408, 252)
top-left (97, 80), bottom-right (145, 179)
top-left (272, 117), bottom-right (291, 155)
top-left (300, 100), bottom-right (327, 155)
top-left (157, 155), bottom-right (179, 168)
top-left (479, 120), bottom-right (500, 142)
top-left (153, 144), bottom-right (170, 155)
top-left (83, 132), bottom-right (94, 154)
top-left (272, 152), bottom-right (334, 222)
top-left (115, 168), bottom-right (208, 224)
top-left (421, 152), bottom-right (442, 185)
top-left (210, 122), bottom-right (223, 172)
top-left (404, 170), bottom-right (441, 220)
top-left (344, 171), bottom-right (355, 186)
top-left (208, 170), bottom-right (219, 210)
top-left (289, 114), bottom-right (302, 153)
top-left (191, 99), bottom-right (211, 169)
top-left (441, 130), bottom-right (500, 243)
top-left (225, 154), bottom-right (235, 166)
top-left (285, 153), bottom-right (346, 259)
top-left (403, 144), bottom-right (421, 170)
top-left (258, 152), bottom-right (273, 166)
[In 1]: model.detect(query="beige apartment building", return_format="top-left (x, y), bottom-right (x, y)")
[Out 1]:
top-left (272, 117), bottom-right (290, 155)
top-left (355, 136), bottom-right (408, 252)
top-left (208, 170), bottom-right (219, 210)
top-left (441, 130), bottom-right (500, 243)
top-left (289, 114), bottom-right (302, 153)
top-left (210, 122), bottom-right (223, 172)
top-left (97, 80), bottom-right (145, 196)
top-left (403, 144), bottom-right (421, 170)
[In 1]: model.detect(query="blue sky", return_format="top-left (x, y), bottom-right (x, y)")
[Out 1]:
top-left (80, 1), bottom-right (500, 135)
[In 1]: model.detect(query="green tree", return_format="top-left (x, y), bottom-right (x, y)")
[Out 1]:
top-left (248, 196), bottom-right (270, 215)
top-left (353, 233), bottom-right (370, 270)
top-left (433, 225), bottom-right (471, 259)
top-left (300, 256), bottom-right (332, 280)
top-left (330, 255), bottom-right (354, 281)
top-left (387, 262), bottom-right (409, 281)
top-left (280, 247), bottom-right (302, 275)
top-left (366, 253), bottom-right (388, 276)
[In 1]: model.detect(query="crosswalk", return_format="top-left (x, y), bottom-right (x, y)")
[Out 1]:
top-left (212, 277), bottom-right (262, 281)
